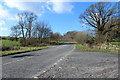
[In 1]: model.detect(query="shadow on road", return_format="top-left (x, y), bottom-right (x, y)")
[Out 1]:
top-left (11, 54), bottom-right (34, 58)
top-left (10, 42), bottom-right (74, 58)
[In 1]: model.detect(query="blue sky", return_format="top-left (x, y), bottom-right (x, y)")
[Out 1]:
top-left (0, 0), bottom-right (116, 36)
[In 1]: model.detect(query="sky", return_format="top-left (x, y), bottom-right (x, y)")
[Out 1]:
top-left (0, 0), bottom-right (118, 36)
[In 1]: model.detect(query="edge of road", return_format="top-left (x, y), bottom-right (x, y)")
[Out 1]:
top-left (32, 44), bottom-right (75, 78)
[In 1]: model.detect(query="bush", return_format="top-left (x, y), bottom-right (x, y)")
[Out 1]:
top-left (19, 38), bottom-right (51, 47)
top-left (76, 44), bottom-right (119, 54)
top-left (74, 31), bottom-right (93, 45)
top-left (1, 40), bottom-right (21, 51)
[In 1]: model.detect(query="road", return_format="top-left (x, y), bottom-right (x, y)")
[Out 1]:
top-left (2, 44), bottom-right (119, 78)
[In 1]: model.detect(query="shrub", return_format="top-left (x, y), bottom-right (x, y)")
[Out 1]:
top-left (74, 31), bottom-right (93, 45)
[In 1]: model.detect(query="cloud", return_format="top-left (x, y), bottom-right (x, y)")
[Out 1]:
top-left (82, 23), bottom-right (87, 26)
top-left (0, 20), bottom-right (9, 31)
top-left (3, 0), bottom-right (45, 16)
top-left (0, 4), bottom-right (18, 21)
top-left (0, 21), bottom-right (5, 25)
top-left (2, 0), bottom-right (74, 15)
top-left (47, 0), bottom-right (74, 13)
top-left (0, 4), bottom-right (10, 19)
top-left (51, 2), bottom-right (74, 13)
top-left (0, 20), bottom-right (8, 31)
top-left (8, 14), bottom-right (19, 21)
top-left (0, 27), bottom-right (8, 31)
top-left (3, 0), bottom-right (23, 10)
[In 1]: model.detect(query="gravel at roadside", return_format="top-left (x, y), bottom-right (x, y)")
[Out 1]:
top-left (37, 50), bottom-right (119, 78)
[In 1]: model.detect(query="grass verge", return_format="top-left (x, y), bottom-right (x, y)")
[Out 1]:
top-left (107, 42), bottom-right (120, 47)
top-left (1, 47), bottom-right (48, 56)
top-left (76, 44), bottom-right (119, 54)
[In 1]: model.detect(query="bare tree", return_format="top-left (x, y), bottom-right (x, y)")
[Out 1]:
top-left (74, 31), bottom-right (93, 45)
top-left (17, 12), bottom-right (27, 39)
top-left (62, 35), bottom-right (73, 42)
top-left (33, 21), bottom-right (52, 42)
top-left (79, 2), bottom-right (118, 42)
top-left (25, 12), bottom-right (37, 38)
top-left (65, 31), bottom-right (77, 40)
top-left (50, 33), bottom-right (62, 42)
top-left (104, 18), bottom-right (120, 41)
top-left (17, 12), bottom-right (37, 39)
top-left (10, 25), bottom-right (21, 41)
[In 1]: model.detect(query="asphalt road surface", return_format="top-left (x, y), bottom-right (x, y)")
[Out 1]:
top-left (2, 44), bottom-right (119, 78)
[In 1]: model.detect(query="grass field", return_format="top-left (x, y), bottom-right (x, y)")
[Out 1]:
top-left (1, 40), bottom-right (21, 51)
top-left (1, 40), bottom-right (48, 56)
top-left (1, 40), bottom-right (21, 47)
top-left (76, 44), bottom-right (119, 54)
top-left (1, 47), bottom-right (48, 56)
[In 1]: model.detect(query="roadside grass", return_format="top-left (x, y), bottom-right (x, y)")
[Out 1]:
top-left (76, 44), bottom-right (119, 54)
top-left (0, 40), bottom-right (65, 56)
top-left (0, 36), bottom-right (11, 40)
top-left (1, 40), bottom-right (21, 47)
top-left (1, 40), bottom-right (21, 51)
top-left (1, 47), bottom-right (48, 56)
top-left (107, 42), bottom-right (120, 47)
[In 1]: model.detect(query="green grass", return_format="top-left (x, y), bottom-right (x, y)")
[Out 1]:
top-left (76, 44), bottom-right (119, 54)
top-left (107, 42), bottom-right (120, 47)
top-left (58, 42), bottom-right (64, 44)
top-left (1, 47), bottom-right (48, 56)
top-left (1, 40), bottom-right (21, 47)
top-left (0, 36), bottom-right (11, 40)
top-left (1, 40), bottom-right (21, 51)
